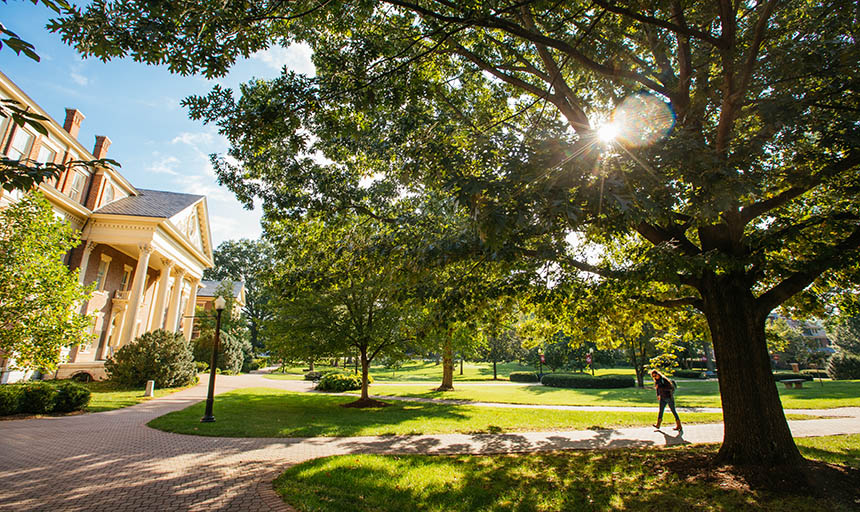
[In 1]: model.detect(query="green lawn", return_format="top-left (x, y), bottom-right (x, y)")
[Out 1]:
top-left (274, 435), bottom-right (860, 512)
top-left (147, 388), bottom-right (819, 438)
top-left (265, 361), bottom-right (633, 382)
top-left (358, 379), bottom-right (860, 409)
top-left (84, 380), bottom-right (196, 413)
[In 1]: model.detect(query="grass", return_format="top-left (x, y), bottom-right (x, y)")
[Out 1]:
top-left (84, 380), bottom-right (195, 413)
top-left (359, 379), bottom-right (860, 409)
top-left (274, 435), bottom-right (860, 512)
top-left (147, 388), bottom-right (816, 438)
top-left (265, 361), bottom-right (633, 382)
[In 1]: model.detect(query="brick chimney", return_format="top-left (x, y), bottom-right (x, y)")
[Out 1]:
top-left (93, 135), bottom-right (111, 159)
top-left (63, 108), bottom-right (85, 139)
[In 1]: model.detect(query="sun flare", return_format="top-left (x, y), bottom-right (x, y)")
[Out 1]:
top-left (597, 123), bottom-right (618, 142)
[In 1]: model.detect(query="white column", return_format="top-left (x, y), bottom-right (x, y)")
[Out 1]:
top-left (151, 258), bottom-right (174, 330)
top-left (165, 268), bottom-right (187, 332)
top-left (182, 279), bottom-right (200, 340)
top-left (77, 241), bottom-right (97, 285)
top-left (119, 243), bottom-right (153, 345)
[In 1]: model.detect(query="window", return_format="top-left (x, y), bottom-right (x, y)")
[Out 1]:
top-left (69, 172), bottom-right (86, 202)
top-left (37, 144), bottom-right (57, 165)
top-left (7, 129), bottom-right (34, 160)
top-left (95, 255), bottom-right (111, 291)
top-left (120, 266), bottom-right (132, 291)
top-left (102, 184), bottom-right (115, 205)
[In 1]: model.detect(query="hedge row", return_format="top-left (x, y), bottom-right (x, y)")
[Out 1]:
top-left (673, 370), bottom-right (706, 379)
top-left (0, 381), bottom-right (91, 416)
top-left (800, 369), bottom-right (828, 379)
top-left (509, 372), bottom-right (540, 383)
top-left (540, 373), bottom-right (635, 389)
top-left (772, 372), bottom-right (813, 382)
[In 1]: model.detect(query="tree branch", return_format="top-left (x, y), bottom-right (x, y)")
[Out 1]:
top-left (383, 0), bottom-right (672, 96)
top-left (756, 224), bottom-right (860, 314)
top-left (591, 0), bottom-right (725, 48)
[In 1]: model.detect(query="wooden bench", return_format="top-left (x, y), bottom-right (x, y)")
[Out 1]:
top-left (781, 379), bottom-right (805, 389)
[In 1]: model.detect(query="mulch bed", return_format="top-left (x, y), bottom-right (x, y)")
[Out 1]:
top-left (665, 453), bottom-right (860, 508)
top-left (340, 398), bottom-right (391, 408)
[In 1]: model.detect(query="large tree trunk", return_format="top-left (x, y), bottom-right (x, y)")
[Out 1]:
top-left (308, 359), bottom-right (315, 371)
top-left (360, 348), bottom-right (370, 401)
top-left (438, 337), bottom-right (454, 391)
top-left (701, 274), bottom-right (802, 466)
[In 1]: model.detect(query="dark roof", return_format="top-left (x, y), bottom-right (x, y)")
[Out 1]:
top-left (198, 280), bottom-right (244, 298)
top-left (94, 188), bottom-right (203, 218)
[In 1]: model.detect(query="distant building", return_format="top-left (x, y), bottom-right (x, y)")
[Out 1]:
top-left (193, 280), bottom-right (246, 338)
top-left (0, 71), bottom-right (214, 382)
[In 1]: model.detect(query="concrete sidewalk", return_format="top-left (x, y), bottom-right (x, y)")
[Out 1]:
top-left (1, 373), bottom-right (857, 512)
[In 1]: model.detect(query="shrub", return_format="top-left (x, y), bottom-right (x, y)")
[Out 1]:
top-left (0, 385), bottom-right (22, 415)
top-left (509, 372), bottom-right (540, 383)
top-left (304, 371), bottom-right (323, 381)
top-left (800, 369), bottom-right (828, 379)
top-left (317, 372), bottom-right (372, 392)
top-left (541, 373), bottom-right (635, 389)
top-left (674, 370), bottom-right (705, 379)
top-left (772, 372), bottom-right (813, 382)
top-left (105, 329), bottom-right (197, 388)
top-left (192, 330), bottom-right (245, 375)
top-left (52, 381), bottom-right (91, 413)
top-left (195, 361), bottom-right (209, 373)
top-left (19, 381), bottom-right (55, 414)
top-left (827, 353), bottom-right (860, 380)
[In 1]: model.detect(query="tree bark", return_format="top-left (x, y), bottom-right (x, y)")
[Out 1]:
top-left (438, 337), bottom-right (454, 391)
top-left (360, 347), bottom-right (370, 401)
top-left (460, 357), bottom-right (464, 375)
top-left (493, 359), bottom-right (497, 380)
top-left (308, 359), bottom-right (314, 371)
top-left (700, 273), bottom-right (803, 466)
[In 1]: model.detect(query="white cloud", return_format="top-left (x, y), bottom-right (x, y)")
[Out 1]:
top-left (70, 72), bottom-right (88, 86)
top-left (252, 43), bottom-right (316, 76)
top-left (147, 156), bottom-right (180, 175)
top-left (208, 212), bottom-right (263, 246)
top-left (171, 131), bottom-right (215, 146)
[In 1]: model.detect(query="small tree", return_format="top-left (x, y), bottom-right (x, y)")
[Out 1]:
top-left (0, 192), bottom-right (91, 371)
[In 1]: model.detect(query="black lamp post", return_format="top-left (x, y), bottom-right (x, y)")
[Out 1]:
top-left (538, 347), bottom-right (544, 379)
top-left (201, 295), bottom-right (226, 423)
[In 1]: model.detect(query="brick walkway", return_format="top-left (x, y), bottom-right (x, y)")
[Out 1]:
top-left (1, 374), bottom-right (858, 511)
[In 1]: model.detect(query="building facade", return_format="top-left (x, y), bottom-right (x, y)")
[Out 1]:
top-left (0, 71), bottom-right (214, 382)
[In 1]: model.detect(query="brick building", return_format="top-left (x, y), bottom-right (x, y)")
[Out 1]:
top-left (0, 71), bottom-right (214, 382)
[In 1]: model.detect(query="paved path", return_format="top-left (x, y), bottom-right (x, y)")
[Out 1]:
top-left (1, 374), bottom-right (859, 512)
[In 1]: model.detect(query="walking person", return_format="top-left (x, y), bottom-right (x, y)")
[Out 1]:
top-left (651, 370), bottom-right (682, 431)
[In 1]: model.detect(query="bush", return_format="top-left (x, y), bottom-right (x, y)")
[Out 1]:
top-left (674, 370), bottom-right (705, 379)
top-left (52, 381), bottom-right (91, 412)
top-left (772, 372), bottom-right (813, 382)
top-left (105, 329), bottom-right (197, 388)
top-left (317, 372), bottom-right (372, 392)
top-left (800, 369), bottom-right (828, 379)
top-left (19, 381), bottom-right (56, 414)
top-left (827, 353), bottom-right (860, 380)
top-left (0, 385), bottom-right (22, 415)
top-left (541, 373), bottom-right (635, 389)
top-left (195, 361), bottom-right (209, 373)
top-left (305, 371), bottom-right (323, 381)
top-left (509, 372), bottom-right (540, 383)
top-left (193, 330), bottom-right (246, 375)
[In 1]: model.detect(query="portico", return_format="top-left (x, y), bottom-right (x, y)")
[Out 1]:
top-left (55, 189), bottom-right (213, 380)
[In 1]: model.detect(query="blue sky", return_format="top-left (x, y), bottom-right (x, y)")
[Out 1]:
top-left (0, 2), bottom-right (315, 246)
